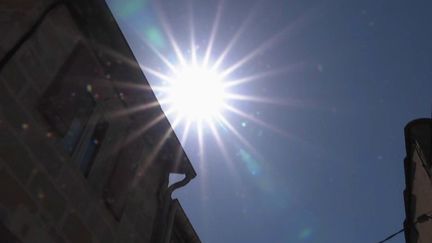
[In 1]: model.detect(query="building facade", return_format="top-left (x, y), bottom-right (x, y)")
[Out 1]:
top-left (0, 0), bottom-right (200, 242)
top-left (403, 118), bottom-right (432, 243)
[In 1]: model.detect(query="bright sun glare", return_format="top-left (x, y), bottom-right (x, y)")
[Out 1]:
top-left (114, 0), bottom-right (296, 166)
top-left (166, 65), bottom-right (227, 122)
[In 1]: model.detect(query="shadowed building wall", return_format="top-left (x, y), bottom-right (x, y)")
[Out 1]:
top-left (0, 0), bottom-right (200, 242)
top-left (403, 118), bottom-right (432, 243)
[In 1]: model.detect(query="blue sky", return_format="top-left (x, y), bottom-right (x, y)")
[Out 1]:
top-left (106, 0), bottom-right (432, 242)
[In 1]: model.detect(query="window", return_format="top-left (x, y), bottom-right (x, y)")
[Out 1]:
top-left (37, 44), bottom-right (110, 177)
top-left (38, 83), bottom-right (94, 151)
top-left (62, 117), bottom-right (87, 154)
top-left (37, 44), bottom-right (96, 154)
top-left (80, 121), bottom-right (108, 177)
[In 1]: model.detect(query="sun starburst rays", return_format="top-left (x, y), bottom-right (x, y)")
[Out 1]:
top-left (108, 0), bottom-right (305, 181)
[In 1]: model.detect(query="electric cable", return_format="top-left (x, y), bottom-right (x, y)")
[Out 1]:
top-left (376, 213), bottom-right (432, 243)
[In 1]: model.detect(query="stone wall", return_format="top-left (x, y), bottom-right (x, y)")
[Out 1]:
top-left (0, 1), bottom-right (198, 242)
top-left (404, 119), bottom-right (432, 243)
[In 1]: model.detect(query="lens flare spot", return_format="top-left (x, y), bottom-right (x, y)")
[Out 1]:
top-left (238, 149), bottom-right (261, 176)
top-left (298, 228), bottom-right (313, 240)
top-left (145, 26), bottom-right (166, 49)
top-left (111, 0), bottom-right (148, 17)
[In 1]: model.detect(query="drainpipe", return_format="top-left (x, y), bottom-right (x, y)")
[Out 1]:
top-left (163, 199), bottom-right (180, 243)
top-left (158, 169), bottom-right (196, 243)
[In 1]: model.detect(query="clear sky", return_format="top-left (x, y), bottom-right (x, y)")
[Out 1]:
top-left (106, 0), bottom-right (432, 242)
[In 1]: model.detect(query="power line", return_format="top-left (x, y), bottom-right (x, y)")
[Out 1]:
top-left (376, 213), bottom-right (432, 243)
top-left (377, 228), bottom-right (404, 243)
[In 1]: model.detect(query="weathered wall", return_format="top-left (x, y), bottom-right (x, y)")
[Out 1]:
top-left (404, 119), bottom-right (432, 243)
top-left (0, 1), bottom-right (189, 242)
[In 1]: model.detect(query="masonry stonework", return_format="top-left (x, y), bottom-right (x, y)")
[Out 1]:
top-left (0, 0), bottom-right (200, 242)
top-left (403, 119), bottom-right (432, 243)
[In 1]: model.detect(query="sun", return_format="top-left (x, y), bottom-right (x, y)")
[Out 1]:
top-left (165, 64), bottom-right (228, 123)
top-left (109, 0), bottom-right (296, 169)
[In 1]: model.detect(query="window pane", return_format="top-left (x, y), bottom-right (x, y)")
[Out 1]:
top-left (80, 121), bottom-right (109, 177)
